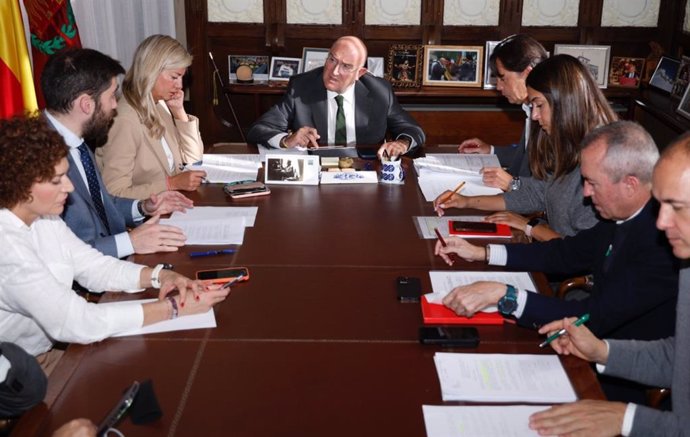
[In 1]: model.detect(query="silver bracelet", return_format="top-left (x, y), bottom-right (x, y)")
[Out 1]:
top-left (150, 264), bottom-right (165, 289)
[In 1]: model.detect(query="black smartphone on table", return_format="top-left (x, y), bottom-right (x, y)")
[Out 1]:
top-left (97, 381), bottom-right (140, 437)
top-left (450, 221), bottom-right (497, 233)
top-left (419, 326), bottom-right (480, 347)
top-left (396, 276), bottom-right (421, 303)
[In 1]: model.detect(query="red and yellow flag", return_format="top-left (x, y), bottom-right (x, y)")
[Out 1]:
top-left (0, 0), bottom-right (38, 119)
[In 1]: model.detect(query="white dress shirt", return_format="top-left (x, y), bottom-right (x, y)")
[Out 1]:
top-left (0, 210), bottom-right (144, 356)
top-left (44, 111), bottom-right (142, 257)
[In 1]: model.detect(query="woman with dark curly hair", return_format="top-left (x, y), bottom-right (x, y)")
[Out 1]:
top-left (0, 116), bottom-right (228, 374)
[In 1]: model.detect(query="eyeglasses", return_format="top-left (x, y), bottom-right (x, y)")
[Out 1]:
top-left (325, 54), bottom-right (358, 74)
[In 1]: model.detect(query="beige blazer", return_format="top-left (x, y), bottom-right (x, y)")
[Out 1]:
top-left (96, 99), bottom-right (203, 199)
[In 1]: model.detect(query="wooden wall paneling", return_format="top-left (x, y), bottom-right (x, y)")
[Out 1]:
top-left (577, 0), bottom-right (603, 44)
top-left (500, 0), bottom-right (523, 37)
top-left (421, 0), bottom-right (442, 45)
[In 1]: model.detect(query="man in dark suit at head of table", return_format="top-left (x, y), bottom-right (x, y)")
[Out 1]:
top-left (435, 121), bottom-right (679, 404)
top-left (246, 35), bottom-right (425, 160)
top-left (457, 34), bottom-right (548, 192)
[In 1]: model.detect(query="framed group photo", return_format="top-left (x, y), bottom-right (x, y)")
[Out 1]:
top-left (423, 45), bottom-right (483, 87)
top-left (301, 47), bottom-right (329, 73)
top-left (609, 57), bottom-right (644, 88)
top-left (554, 44), bottom-right (611, 88)
top-left (386, 44), bottom-right (422, 88)
top-left (269, 57), bottom-right (301, 81)
top-left (671, 55), bottom-right (690, 99)
top-left (649, 56), bottom-right (681, 94)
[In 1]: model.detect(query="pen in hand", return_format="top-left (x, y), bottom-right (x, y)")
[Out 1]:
top-left (221, 274), bottom-right (245, 290)
top-left (434, 227), bottom-right (456, 265)
top-left (539, 313), bottom-right (590, 348)
top-left (440, 181), bottom-right (466, 206)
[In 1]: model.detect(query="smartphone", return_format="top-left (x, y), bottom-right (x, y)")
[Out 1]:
top-left (419, 326), bottom-right (480, 348)
top-left (97, 381), bottom-right (140, 437)
top-left (396, 276), bottom-right (421, 303)
top-left (196, 267), bottom-right (250, 284)
top-left (224, 182), bottom-right (270, 199)
top-left (451, 221), bottom-right (497, 233)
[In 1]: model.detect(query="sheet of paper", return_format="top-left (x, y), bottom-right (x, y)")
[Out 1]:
top-left (414, 154), bottom-right (501, 174)
top-left (202, 154), bottom-right (262, 168)
top-left (160, 216), bottom-right (246, 245)
top-left (257, 144), bottom-right (308, 156)
top-left (320, 171), bottom-right (378, 184)
top-left (104, 299), bottom-right (217, 337)
top-left (413, 215), bottom-right (487, 239)
top-left (423, 405), bottom-right (548, 437)
top-left (417, 172), bottom-right (502, 201)
top-left (187, 164), bottom-right (259, 184)
top-left (426, 271), bottom-right (536, 312)
top-left (169, 206), bottom-right (258, 227)
top-left (433, 352), bottom-right (577, 403)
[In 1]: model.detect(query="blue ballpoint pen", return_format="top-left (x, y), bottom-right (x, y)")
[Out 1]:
top-left (189, 249), bottom-right (237, 258)
top-left (539, 313), bottom-right (590, 348)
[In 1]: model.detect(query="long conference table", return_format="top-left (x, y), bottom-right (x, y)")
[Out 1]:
top-left (14, 148), bottom-right (604, 437)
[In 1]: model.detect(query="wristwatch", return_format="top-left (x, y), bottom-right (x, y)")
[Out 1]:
top-left (497, 284), bottom-right (518, 316)
top-left (510, 176), bottom-right (521, 191)
top-left (524, 217), bottom-right (542, 237)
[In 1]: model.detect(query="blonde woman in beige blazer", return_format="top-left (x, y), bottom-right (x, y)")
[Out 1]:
top-left (96, 35), bottom-right (206, 199)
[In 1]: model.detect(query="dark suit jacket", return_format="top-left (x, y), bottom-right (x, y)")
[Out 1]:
top-left (246, 68), bottom-right (425, 148)
top-left (62, 151), bottom-right (136, 258)
top-left (505, 199), bottom-right (679, 340)
top-left (494, 128), bottom-right (531, 178)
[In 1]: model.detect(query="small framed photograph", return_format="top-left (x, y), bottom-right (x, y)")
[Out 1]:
top-left (301, 47), bottom-right (329, 73)
top-left (386, 44), bottom-right (422, 88)
top-left (228, 55), bottom-right (269, 82)
top-left (366, 57), bottom-right (385, 78)
top-left (554, 44), bottom-right (611, 88)
top-left (677, 84), bottom-right (690, 119)
top-left (671, 55), bottom-right (690, 99)
top-left (483, 41), bottom-right (500, 89)
top-left (264, 155), bottom-right (320, 185)
top-left (649, 56), bottom-right (681, 94)
top-left (269, 57), bottom-right (301, 81)
top-left (609, 57), bottom-right (644, 88)
top-left (423, 45), bottom-right (483, 87)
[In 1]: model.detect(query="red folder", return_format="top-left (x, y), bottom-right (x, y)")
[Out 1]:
top-left (421, 295), bottom-right (505, 325)
top-left (448, 221), bottom-right (512, 238)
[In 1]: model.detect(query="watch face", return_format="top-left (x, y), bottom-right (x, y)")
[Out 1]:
top-left (511, 177), bottom-right (521, 191)
top-left (498, 297), bottom-right (518, 315)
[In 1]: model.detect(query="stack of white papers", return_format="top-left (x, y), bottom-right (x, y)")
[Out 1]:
top-left (423, 405), bottom-right (548, 437)
top-left (414, 154), bottom-right (503, 201)
top-left (433, 352), bottom-right (577, 403)
top-left (160, 206), bottom-right (257, 245)
top-left (425, 271), bottom-right (536, 312)
top-left (187, 154), bottom-right (262, 183)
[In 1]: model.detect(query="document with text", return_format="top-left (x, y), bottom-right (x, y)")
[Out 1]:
top-left (433, 352), bottom-right (577, 403)
top-left (416, 170), bottom-right (502, 201)
top-left (169, 206), bottom-right (258, 227)
top-left (186, 154), bottom-right (262, 183)
top-left (160, 216), bottom-right (246, 245)
top-left (426, 271), bottom-right (536, 312)
top-left (414, 154), bottom-right (501, 174)
top-left (423, 405), bottom-right (549, 437)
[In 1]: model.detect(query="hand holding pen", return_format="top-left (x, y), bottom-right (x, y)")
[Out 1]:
top-left (538, 314), bottom-right (610, 364)
top-left (433, 181), bottom-right (466, 216)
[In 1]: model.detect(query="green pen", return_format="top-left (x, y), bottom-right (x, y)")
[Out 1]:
top-left (539, 313), bottom-right (590, 348)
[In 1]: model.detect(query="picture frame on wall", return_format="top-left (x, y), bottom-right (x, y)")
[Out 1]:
top-left (649, 56), bottom-right (681, 94)
top-left (608, 57), bottom-right (644, 88)
top-left (422, 45), bottom-right (483, 88)
top-left (301, 47), bottom-right (329, 73)
top-left (366, 57), bottom-right (385, 78)
top-left (671, 55), bottom-right (690, 99)
top-left (228, 55), bottom-right (269, 83)
top-left (269, 57), bottom-right (301, 81)
top-left (483, 41), bottom-right (500, 89)
top-left (386, 44), bottom-right (422, 88)
top-left (677, 83), bottom-right (690, 120)
top-left (554, 44), bottom-right (611, 88)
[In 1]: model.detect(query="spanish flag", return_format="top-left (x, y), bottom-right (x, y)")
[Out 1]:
top-left (0, 0), bottom-right (37, 118)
